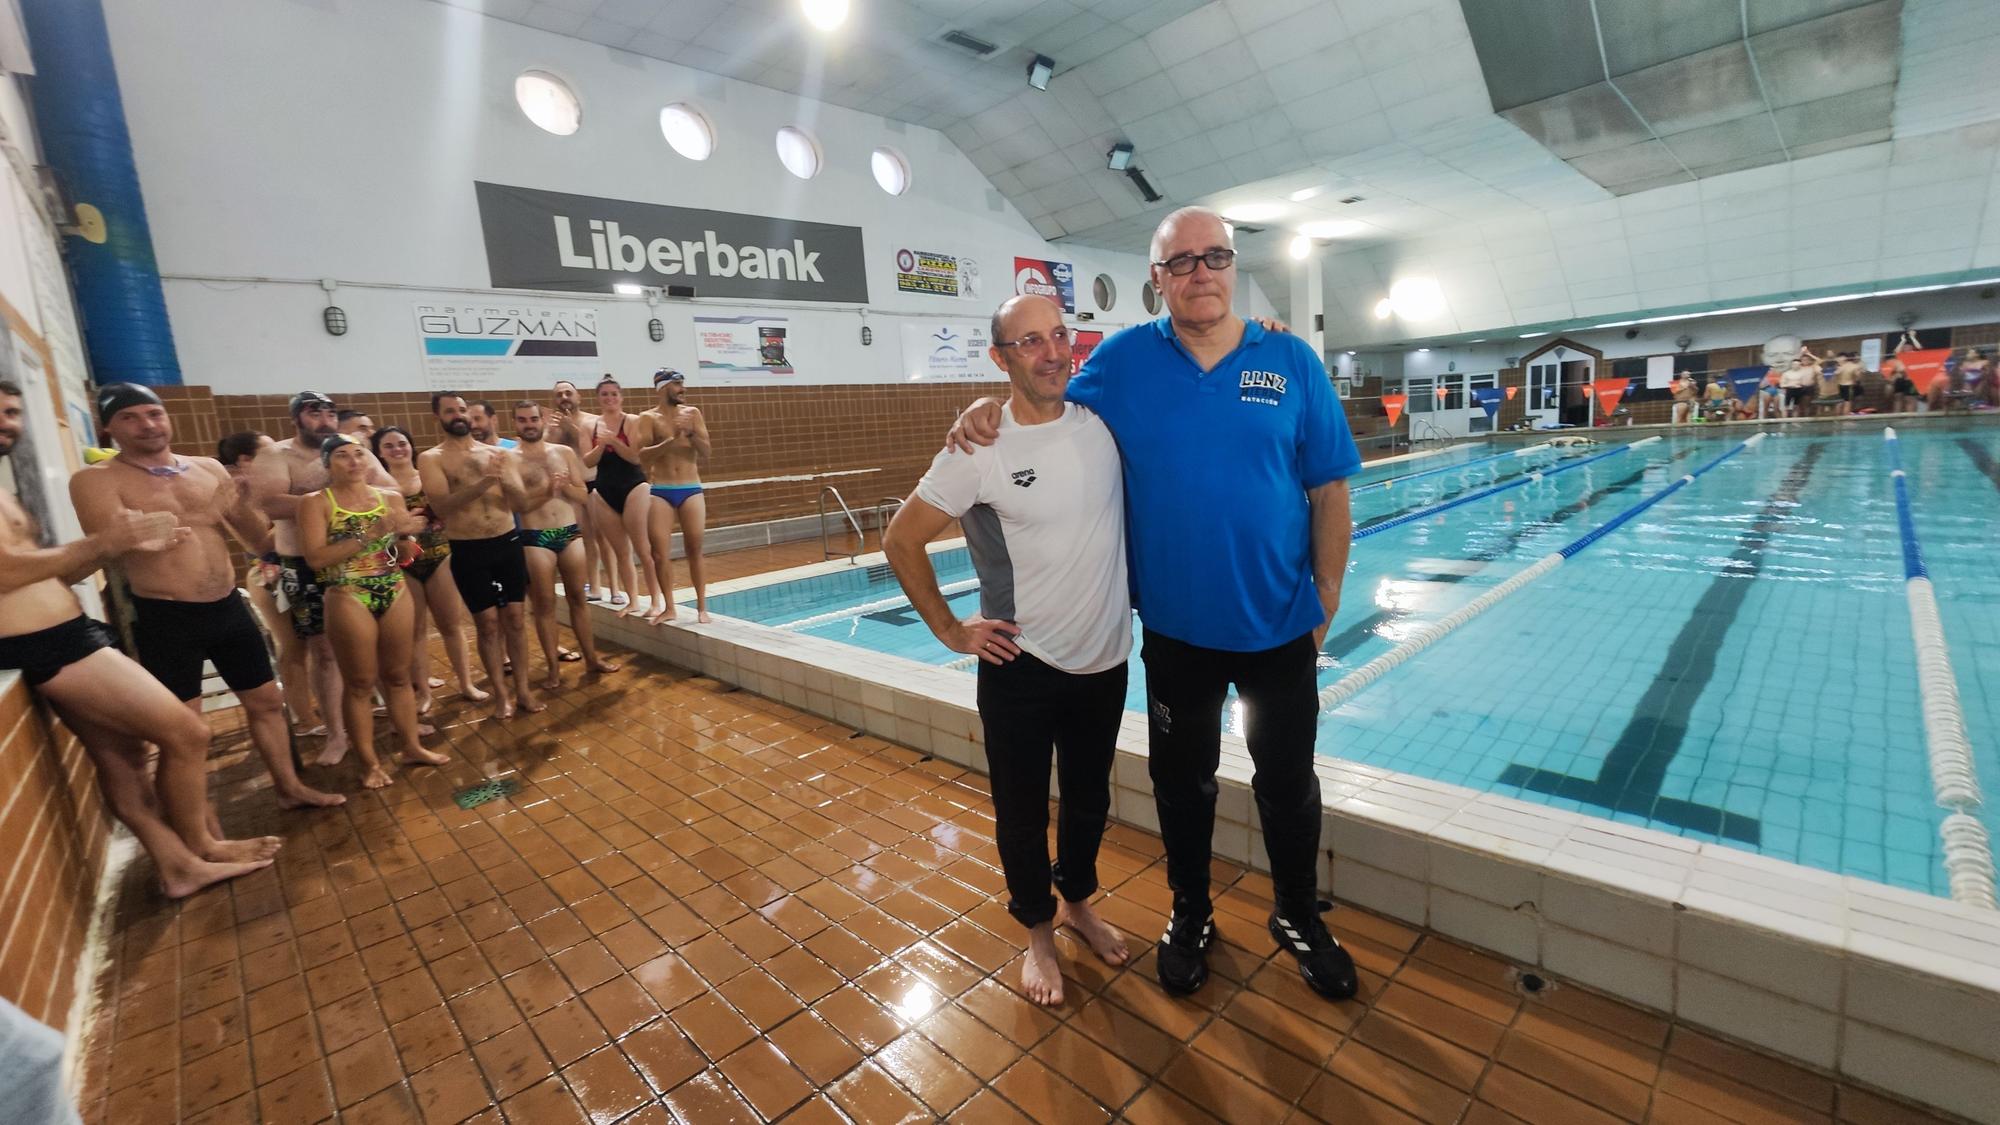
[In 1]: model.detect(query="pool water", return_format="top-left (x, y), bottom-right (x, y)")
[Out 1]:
top-left (706, 427), bottom-right (2000, 897)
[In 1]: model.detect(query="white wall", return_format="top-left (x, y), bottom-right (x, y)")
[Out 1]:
top-left (101, 0), bottom-right (1266, 393)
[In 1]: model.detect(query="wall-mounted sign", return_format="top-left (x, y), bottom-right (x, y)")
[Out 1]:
top-left (695, 315), bottom-right (795, 379)
top-left (894, 249), bottom-right (980, 300)
top-left (474, 182), bottom-right (869, 303)
top-left (413, 303), bottom-right (599, 392)
top-left (1013, 256), bottom-right (1075, 313)
top-left (900, 322), bottom-right (994, 381)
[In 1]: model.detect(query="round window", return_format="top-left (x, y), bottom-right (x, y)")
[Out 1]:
top-left (1141, 281), bottom-right (1160, 315)
top-left (515, 70), bottom-right (581, 136)
top-left (659, 104), bottom-right (714, 160)
top-left (871, 147), bottom-right (910, 195)
top-left (775, 126), bottom-right (822, 179)
top-left (1093, 274), bottom-right (1116, 312)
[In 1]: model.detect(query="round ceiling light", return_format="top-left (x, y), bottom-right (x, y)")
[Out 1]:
top-left (1373, 297), bottom-right (1394, 320)
top-left (1389, 276), bottom-right (1446, 320)
top-left (801, 0), bottom-right (848, 30)
top-left (659, 104), bottom-right (715, 160)
top-left (1287, 235), bottom-right (1313, 260)
top-left (515, 70), bottom-right (581, 136)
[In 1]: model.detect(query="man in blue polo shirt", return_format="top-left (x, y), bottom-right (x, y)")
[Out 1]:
top-left (951, 207), bottom-right (1360, 1001)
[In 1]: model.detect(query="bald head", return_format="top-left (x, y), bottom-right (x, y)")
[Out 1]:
top-left (1150, 206), bottom-right (1231, 262)
top-left (991, 294), bottom-right (1064, 344)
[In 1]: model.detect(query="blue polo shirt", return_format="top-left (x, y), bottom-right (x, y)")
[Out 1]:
top-left (1068, 317), bottom-right (1360, 652)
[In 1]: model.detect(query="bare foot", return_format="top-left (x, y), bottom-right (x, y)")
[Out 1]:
top-left (1021, 923), bottom-right (1065, 1006)
top-left (589, 658), bottom-right (620, 674)
top-left (460, 683), bottom-right (492, 703)
top-left (697, 610), bottom-right (712, 624)
top-left (427, 676), bottom-right (447, 690)
top-left (1062, 900), bottom-right (1130, 967)
top-left (615, 597), bottom-right (638, 619)
top-left (360, 766), bottom-right (393, 789)
top-left (415, 693), bottom-right (434, 714)
top-left (276, 784), bottom-right (346, 810)
top-left (399, 746), bottom-right (450, 767)
top-left (416, 721), bottom-right (436, 737)
top-left (558, 647), bottom-right (581, 662)
top-left (204, 836), bottom-right (283, 863)
top-left (540, 672), bottom-right (563, 691)
top-left (489, 699), bottom-right (516, 722)
top-left (516, 693), bottom-right (547, 715)
top-left (645, 602), bottom-right (676, 626)
top-left (313, 737), bottom-right (350, 767)
top-left (161, 856), bottom-right (273, 899)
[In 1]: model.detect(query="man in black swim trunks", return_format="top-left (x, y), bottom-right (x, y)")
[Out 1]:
top-left (71, 386), bottom-right (344, 811)
top-left (418, 392), bottom-right (542, 719)
top-left (0, 380), bottom-right (280, 898)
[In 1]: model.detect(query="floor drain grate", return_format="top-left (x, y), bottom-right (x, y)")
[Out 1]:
top-left (453, 778), bottom-right (521, 810)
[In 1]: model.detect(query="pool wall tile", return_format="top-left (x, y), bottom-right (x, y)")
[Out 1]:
top-left (1839, 1021), bottom-right (2000, 1124)
top-left (1542, 879), bottom-right (1677, 957)
top-left (1543, 925), bottom-right (1676, 1012)
top-left (1677, 913), bottom-right (1844, 1011)
top-left (1430, 888), bottom-right (1541, 964)
top-left (1676, 968), bottom-right (1841, 1069)
top-left (1331, 855), bottom-right (1428, 924)
top-left (1843, 960), bottom-right (2000, 1065)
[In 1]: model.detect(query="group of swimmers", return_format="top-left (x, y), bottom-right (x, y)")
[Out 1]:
top-left (1668, 342), bottom-right (2000, 423)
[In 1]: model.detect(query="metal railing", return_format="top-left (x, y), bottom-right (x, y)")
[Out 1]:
top-left (818, 485), bottom-right (864, 562)
top-left (874, 497), bottom-right (902, 539)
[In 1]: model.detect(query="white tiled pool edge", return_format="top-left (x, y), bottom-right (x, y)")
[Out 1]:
top-left (565, 600), bottom-right (2000, 1124)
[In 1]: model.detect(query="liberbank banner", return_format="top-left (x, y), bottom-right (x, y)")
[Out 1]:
top-left (473, 182), bottom-right (869, 303)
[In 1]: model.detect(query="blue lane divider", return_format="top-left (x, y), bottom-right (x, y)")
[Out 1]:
top-left (1352, 438), bottom-right (1654, 541)
top-left (1883, 429), bottom-right (1928, 581)
top-left (1352, 443), bottom-right (1556, 494)
top-left (1557, 438), bottom-right (1754, 558)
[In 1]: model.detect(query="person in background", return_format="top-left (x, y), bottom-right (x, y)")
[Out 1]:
top-left (547, 378), bottom-right (611, 604)
top-left (637, 368), bottom-right (713, 624)
top-left (73, 386), bottom-right (343, 812)
top-left (1832, 353), bottom-right (1863, 416)
top-left (1701, 375), bottom-right (1729, 420)
top-left (299, 434), bottom-right (446, 787)
top-left (583, 377), bottom-right (655, 620)
top-left (1757, 368), bottom-right (1784, 420)
top-left (1670, 372), bottom-right (1697, 424)
top-left (948, 207), bottom-right (1360, 1003)
top-left (466, 400), bottom-right (518, 450)
top-left (1780, 352), bottom-right (1819, 418)
top-left (337, 410), bottom-right (375, 442)
top-left (370, 425), bottom-right (487, 711)
top-left (0, 380), bottom-right (278, 897)
top-left (886, 295), bottom-right (1130, 1006)
top-left (1884, 355), bottom-right (1919, 413)
top-left (218, 430), bottom-right (322, 734)
top-left (513, 400), bottom-right (618, 687)
top-left (420, 392), bottom-right (541, 719)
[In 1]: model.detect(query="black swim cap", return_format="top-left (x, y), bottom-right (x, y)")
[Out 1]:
top-left (319, 432), bottom-right (362, 467)
top-left (97, 383), bottom-right (164, 424)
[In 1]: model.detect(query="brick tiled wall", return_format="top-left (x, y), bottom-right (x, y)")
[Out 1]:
top-left (0, 675), bottom-right (110, 1032)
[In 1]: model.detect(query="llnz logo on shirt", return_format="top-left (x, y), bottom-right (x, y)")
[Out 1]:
top-left (1011, 468), bottom-right (1037, 488)
top-left (1239, 369), bottom-right (1287, 406)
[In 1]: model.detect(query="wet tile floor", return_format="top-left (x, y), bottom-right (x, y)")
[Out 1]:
top-left (77, 553), bottom-right (1955, 1124)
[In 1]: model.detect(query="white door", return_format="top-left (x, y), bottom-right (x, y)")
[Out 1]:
top-left (1467, 372), bottom-right (1498, 433)
top-left (1527, 361), bottom-right (1561, 428)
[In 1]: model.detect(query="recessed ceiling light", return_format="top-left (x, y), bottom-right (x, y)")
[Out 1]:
top-left (1289, 186), bottom-right (1324, 202)
top-left (1388, 277), bottom-right (1445, 320)
top-left (1287, 235), bottom-right (1313, 260)
top-left (613, 283), bottom-right (644, 296)
top-left (800, 0), bottom-right (847, 31)
top-left (1298, 220), bottom-right (1364, 239)
top-left (1519, 331), bottom-right (1542, 338)
top-left (1417, 347), bottom-right (1431, 353)
top-left (1780, 305), bottom-right (1799, 312)
top-left (1346, 349), bottom-right (1357, 356)
top-left (1220, 202), bottom-right (1283, 223)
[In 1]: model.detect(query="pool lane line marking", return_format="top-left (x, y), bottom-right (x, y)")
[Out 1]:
top-left (1319, 445), bottom-right (1702, 664)
top-left (1958, 437), bottom-right (2000, 492)
top-left (1353, 436), bottom-right (1660, 543)
top-left (774, 577), bottom-right (980, 631)
top-left (1318, 433), bottom-right (1757, 714)
top-left (1351, 442), bottom-right (1557, 494)
top-left (1886, 428), bottom-right (1995, 909)
top-left (1351, 447), bottom-right (1607, 535)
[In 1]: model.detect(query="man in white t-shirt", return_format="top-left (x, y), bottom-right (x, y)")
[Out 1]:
top-left (882, 294), bottom-right (1132, 1007)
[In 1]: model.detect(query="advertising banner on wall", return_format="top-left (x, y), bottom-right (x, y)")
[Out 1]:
top-left (474, 182), bottom-right (869, 303)
top-left (695, 315), bottom-right (795, 379)
top-left (413, 303), bottom-right (600, 392)
top-left (1897, 347), bottom-right (1952, 392)
top-left (894, 249), bottom-right (981, 300)
top-left (1071, 329), bottom-right (1103, 372)
top-left (1013, 257), bottom-right (1075, 313)
top-left (900, 322), bottom-right (995, 381)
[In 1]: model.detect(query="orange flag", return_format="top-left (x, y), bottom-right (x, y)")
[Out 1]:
top-left (1592, 377), bottom-right (1630, 416)
top-left (1504, 385), bottom-right (1518, 400)
top-left (1382, 394), bottom-right (1406, 427)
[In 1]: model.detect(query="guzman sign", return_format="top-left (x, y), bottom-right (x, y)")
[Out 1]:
top-left (473, 182), bottom-right (869, 303)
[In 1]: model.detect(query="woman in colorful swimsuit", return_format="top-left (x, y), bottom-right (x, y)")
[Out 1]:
top-left (300, 435), bottom-right (449, 788)
top-left (582, 377), bottom-right (656, 618)
top-left (372, 426), bottom-right (487, 710)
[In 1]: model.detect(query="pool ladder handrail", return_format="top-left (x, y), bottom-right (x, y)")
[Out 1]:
top-left (818, 485), bottom-right (865, 562)
top-left (875, 497), bottom-right (903, 541)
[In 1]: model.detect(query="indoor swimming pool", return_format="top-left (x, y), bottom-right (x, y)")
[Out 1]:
top-left (705, 425), bottom-right (2000, 899)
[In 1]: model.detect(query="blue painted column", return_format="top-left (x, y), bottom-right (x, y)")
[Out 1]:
top-left (20, 0), bottom-right (181, 386)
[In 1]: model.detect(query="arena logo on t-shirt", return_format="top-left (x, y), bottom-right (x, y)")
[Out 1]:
top-left (1239, 369), bottom-right (1287, 406)
top-left (1011, 468), bottom-right (1037, 488)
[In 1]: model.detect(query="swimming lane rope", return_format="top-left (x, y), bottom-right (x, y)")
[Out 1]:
top-left (1353, 436), bottom-right (1660, 541)
top-left (775, 577), bottom-right (980, 632)
top-left (1350, 441), bottom-right (1558, 494)
top-left (1317, 433), bottom-right (1762, 712)
top-left (1882, 428), bottom-right (1995, 909)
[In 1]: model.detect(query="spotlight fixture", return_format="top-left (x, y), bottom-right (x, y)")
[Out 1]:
top-left (1125, 166), bottom-right (1162, 203)
top-left (1026, 54), bottom-right (1054, 90)
top-left (1106, 143), bottom-right (1133, 171)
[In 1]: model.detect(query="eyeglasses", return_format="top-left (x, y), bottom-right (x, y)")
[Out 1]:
top-left (1152, 248), bottom-right (1236, 276)
top-left (994, 326), bottom-right (1073, 353)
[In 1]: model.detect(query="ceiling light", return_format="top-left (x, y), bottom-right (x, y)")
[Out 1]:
top-left (1388, 277), bottom-right (1445, 320)
top-left (1298, 220), bottom-right (1364, 239)
top-left (1469, 339), bottom-right (1487, 343)
top-left (800, 0), bottom-right (847, 31)
top-left (1221, 202), bottom-right (1283, 223)
top-left (1106, 143), bottom-right (1133, 171)
top-left (1287, 235), bottom-right (1312, 260)
top-left (1519, 331), bottom-right (1542, 338)
top-left (1346, 349), bottom-right (1357, 356)
top-left (1417, 347), bottom-right (1431, 353)
top-left (1374, 298), bottom-right (1394, 320)
top-left (1289, 186), bottom-right (1324, 202)
top-left (613, 283), bottom-right (644, 296)
top-left (1126, 167), bottom-right (1162, 202)
top-left (1780, 305), bottom-right (1799, 312)
top-left (1026, 54), bottom-right (1054, 90)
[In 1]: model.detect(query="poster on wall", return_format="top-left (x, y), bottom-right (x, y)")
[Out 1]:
top-left (1644, 355), bottom-right (1675, 389)
top-left (1859, 337), bottom-right (1883, 372)
top-left (474, 182), bottom-right (869, 303)
top-left (900, 322), bottom-right (994, 381)
top-left (1013, 256), bottom-right (1075, 313)
top-left (894, 250), bottom-right (981, 300)
top-left (413, 304), bottom-right (600, 392)
top-left (1071, 329), bottom-right (1103, 372)
top-left (695, 315), bottom-right (795, 378)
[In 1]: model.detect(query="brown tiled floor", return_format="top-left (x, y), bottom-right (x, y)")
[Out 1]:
top-left (74, 549), bottom-right (1958, 1124)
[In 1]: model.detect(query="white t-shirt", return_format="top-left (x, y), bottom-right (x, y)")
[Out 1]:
top-left (915, 401), bottom-right (1130, 674)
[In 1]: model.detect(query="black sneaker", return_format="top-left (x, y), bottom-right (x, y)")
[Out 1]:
top-left (1270, 909), bottom-right (1358, 1001)
top-left (1155, 911), bottom-right (1216, 996)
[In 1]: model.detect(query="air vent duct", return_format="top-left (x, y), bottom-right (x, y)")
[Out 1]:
top-left (939, 29), bottom-right (998, 56)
